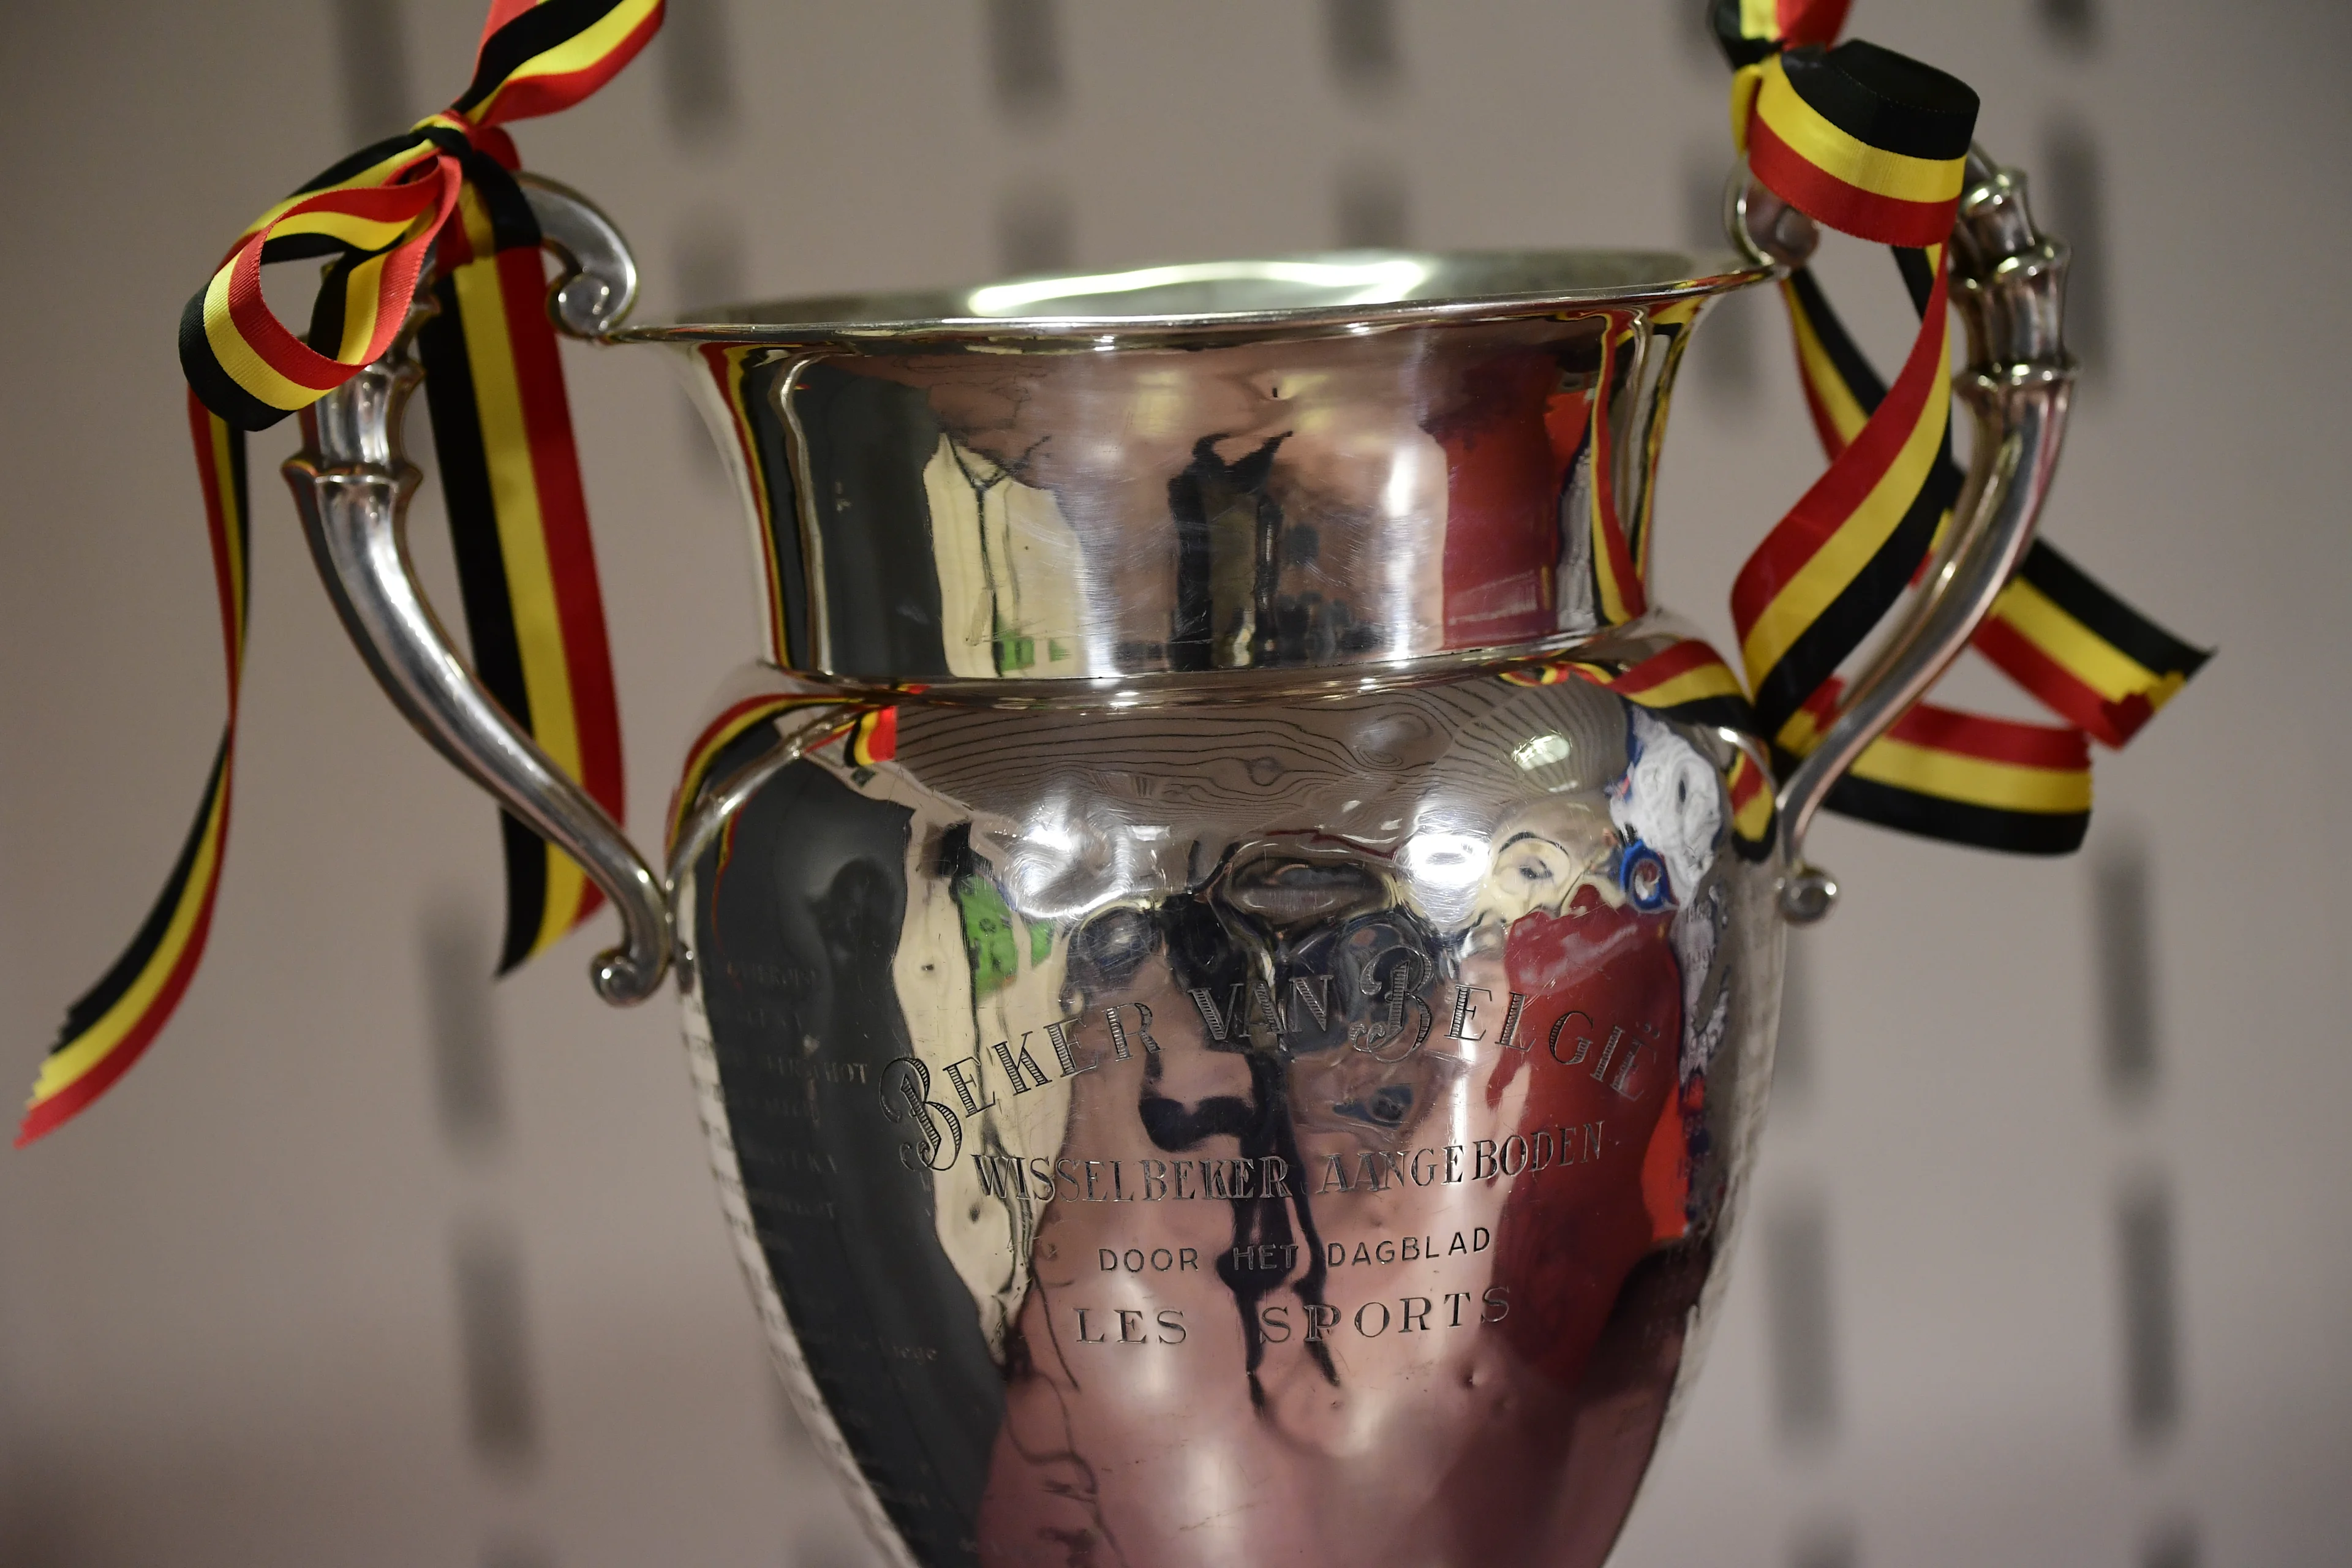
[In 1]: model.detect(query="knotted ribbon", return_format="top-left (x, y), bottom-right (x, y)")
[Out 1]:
top-left (1709, 0), bottom-right (2207, 852)
top-left (20, 0), bottom-right (662, 1145)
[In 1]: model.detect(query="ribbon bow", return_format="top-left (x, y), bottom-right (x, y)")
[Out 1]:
top-left (1708, 0), bottom-right (2208, 852)
top-left (20, 0), bottom-right (661, 1145)
top-left (183, 0), bottom-right (661, 427)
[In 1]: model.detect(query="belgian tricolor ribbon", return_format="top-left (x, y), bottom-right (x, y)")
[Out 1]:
top-left (1503, 641), bottom-right (1774, 858)
top-left (1709, 0), bottom-right (2207, 856)
top-left (15, 398), bottom-right (250, 1147)
top-left (21, 0), bottom-right (662, 1145)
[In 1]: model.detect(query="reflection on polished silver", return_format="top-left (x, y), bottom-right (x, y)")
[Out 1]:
top-left (297, 147), bottom-right (2073, 1567)
top-left (1724, 157), bottom-right (1820, 271)
top-left (285, 180), bottom-right (673, 1003)
top-left (679, 671), bottom-right (1779, 1567)
top-left (662, 705), bottom-right (843, 907)
top-left (1767, 148), bottom-right (2075, 924)
top-left (518, 170), bottom-right (640, 338)
top-left (630, 249), bottom-right (1770, 685)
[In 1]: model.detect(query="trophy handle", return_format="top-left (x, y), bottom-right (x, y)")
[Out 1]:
top-left (1741, 148), bottom-right (2076, 923)
top-left (284, 175), bottom-right (675, 1004)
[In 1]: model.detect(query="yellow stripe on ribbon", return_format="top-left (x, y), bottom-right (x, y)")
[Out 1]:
top-left (1784, 281), bottom-right (1872, 445)
top-left (1845, 735), bottom-right (2092, 815)
top-left (1629, 661), bottom-right (1749, 712)
top-left (26, 784), bottom-right (230, 1106)
top-left (198, 266), bottom-right (322, 413)
top-left (1741, 309), bottom-right (1949, 703)
top-left (447, 247), bottom-right (587, 957)
top-left (1987, 578), bottom-right (2166, 705)
top-left (1752, 55), bottom-right (1967, 208)
top-left (472, 0), bottom-right (665, 123)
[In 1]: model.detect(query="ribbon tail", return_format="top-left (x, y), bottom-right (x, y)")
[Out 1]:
top-left (21, 399), bottom-right (249, 1145)
top-left (418, 222), bottom-right (622, 974)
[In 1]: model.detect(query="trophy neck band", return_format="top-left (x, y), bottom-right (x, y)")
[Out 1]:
top-left (619, 251), bottom-right (1768, 686)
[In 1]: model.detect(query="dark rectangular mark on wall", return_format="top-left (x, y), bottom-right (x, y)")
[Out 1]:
top-left (483, 1542), bottom-right (555, 1568)
top-left (998, 183), bottom-right (1074, 276)
top-left (986, 0), bottom-right (1066, 123)
top-left (1792, 1522), bottom-right (1857, 1568)
top-left (1327, 0), bottom-right (1401, 100)
top-left (2143, 1519), bottom-right (2199, 1568)
top-left (2118, 1177), bottom-right (2182, 1443)
top-left (674, 212), bottom-right (748, 318)
top-left (1764, 1197), bottom-right (1839, 1444)
top-left (331, 0), bottom-right (416, 148)
top-left (423, 906), bottom-right (504, 1155)
top-left (661, 0), bottom-right (740, 147)
top-left (2037, 0), bottom-right (2100, 55)
top-left (2093, 839), bottom-right (2155, 1104)
top-left (454, 1225), bottom-right (541, 1472)
top-left (1336, 159), bottom-right (1409, 250)
top-left (2040, 118), bottom-right (2113, 381)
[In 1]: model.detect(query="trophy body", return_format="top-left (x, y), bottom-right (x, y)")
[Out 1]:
top-left (679, 677), bottom-right (1777, 1568)
top-left (289, 176), bottom-right (2069, 1563)
top-left (646, 253), bottom-right (1788, 1565)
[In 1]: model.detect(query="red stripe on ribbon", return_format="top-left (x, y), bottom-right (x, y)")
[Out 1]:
top-left (475, 9), bottom-right (665, 127)
top-left (15, 779), bottom-right (232, 1148)
top-left (1972, 617), bottom-right (2149, 750)
top-left (1611, 638), bottom-right (1732, 696)
top-left (1774, 0), bottom-right (1852, 47)
top-left (1747, 117), bottom-right (1958, 249)
top-left (1731, 254), bottom-right (1948, 639)
top-left (1882, 701), bottom-right (2090, 771)
top-left (496, 242), bottom-right (619, 927)
top-left (224, 174), bottom-right (458, 391)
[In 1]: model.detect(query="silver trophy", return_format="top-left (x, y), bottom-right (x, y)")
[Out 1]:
top-left (286, 151), bottom-right (2066, 1566)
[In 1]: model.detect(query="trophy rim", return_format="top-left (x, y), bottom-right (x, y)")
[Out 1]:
top-left (612, 246), bottom-right (1773, 344)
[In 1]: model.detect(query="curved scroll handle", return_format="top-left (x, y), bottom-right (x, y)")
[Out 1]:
top-left (283, 175), bottom-right (673, 1003)
top-left (1732, 148), bottom-right (2077, 923)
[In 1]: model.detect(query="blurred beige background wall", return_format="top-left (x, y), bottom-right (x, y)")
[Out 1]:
top-left (2, 2), bottom-right (2346, 1565)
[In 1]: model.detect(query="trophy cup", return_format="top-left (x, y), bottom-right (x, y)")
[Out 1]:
top-left (273, 155), bottom-right (2068, 1566)
top-left (24, 2), bottom-right (2211, 1562)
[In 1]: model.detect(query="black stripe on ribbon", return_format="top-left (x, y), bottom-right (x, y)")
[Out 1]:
top-left (417, 270), bottom-right (548, 973)
top-left (1751, 456), bottom-right (1954, 739)
top-left (52, 741), bottom-right (230, 1047)
top-left (1822, 771), bottom-right (2089, 856)
top-left (176, 303), bottom-right (294, 432)
top-left (2018, 541), bottom-right (2214, 680)
top-left (1646, 692), bottom-right (1760, 737)
top-left (290, 130), bottom-right (438, 198)
top-left (1790, 266), bottom-right (1887, 409)
top-left (1779, 43), bottom-right (1979, 162)
top-left (453, 0), bottom-right (631, 118)
top-left (1708, 0), bottom-right (1779, 68)
top-left (418, 125), bottom-right (543, 254)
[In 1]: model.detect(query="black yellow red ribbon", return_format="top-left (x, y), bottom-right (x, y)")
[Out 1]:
top-left (413, 124), bottom-right (626, 974)
top-left (1707, 0), bottom-right (2206, 857)
top-left (16, 396), bottom-right (250, 1147)
top-left (21, 0), bottom-right (662, 1145)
